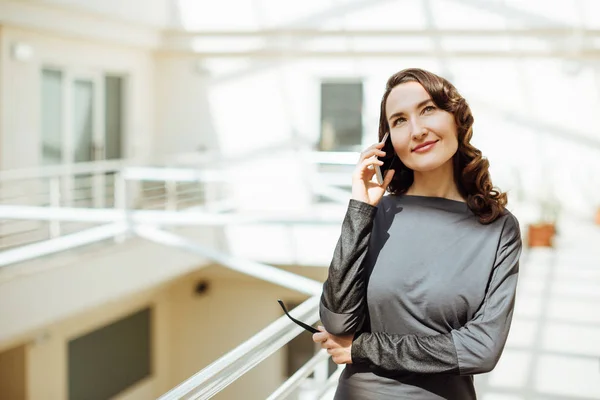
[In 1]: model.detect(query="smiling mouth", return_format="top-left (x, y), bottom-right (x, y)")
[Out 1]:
top-left (412, 140), bottom-right (439, 153)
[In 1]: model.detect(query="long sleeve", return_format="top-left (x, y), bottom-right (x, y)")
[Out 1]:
top-left (320, 199), bottom-right (377, 336)
top-left (351, 213), bottom-right (522, 376)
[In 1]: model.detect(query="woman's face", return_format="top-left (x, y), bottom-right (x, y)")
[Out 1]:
top-left (385, 81), bottom-right (459, 172)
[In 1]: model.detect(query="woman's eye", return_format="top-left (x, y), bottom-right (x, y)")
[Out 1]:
top-left (423, 105), bottom-right (435, 113)
top-left (393, 118), bottom-right (406, 126)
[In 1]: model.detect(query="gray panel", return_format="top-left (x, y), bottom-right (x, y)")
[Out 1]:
top-left (105, 76), bottom-right (123, 160)
top-left (68, 308), bottom-right (152, 400)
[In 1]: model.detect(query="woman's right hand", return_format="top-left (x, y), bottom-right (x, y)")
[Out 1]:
top-left (351, 140), bottom-right (396, 207)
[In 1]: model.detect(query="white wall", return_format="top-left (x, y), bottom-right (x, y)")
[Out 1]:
top-left (154, 56), bottom-right (220, 156)
top-left (0, 226), bottom-right (219, 347)
top-left (26, 0), bottom-right (174, 28)
top-left (0, 25), bottom-right (155, 169)
top-left (0, 26), bottom-right (5, 166)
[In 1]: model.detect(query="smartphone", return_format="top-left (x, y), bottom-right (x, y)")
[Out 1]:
top-left (374, 132), bottom-right (396, 185)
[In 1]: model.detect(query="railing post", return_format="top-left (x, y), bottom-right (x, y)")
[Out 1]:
top-left (313, 356), bottom-right (329, 385)
top-left (93, 171), bottom-right (105, 209)
top-left (200, 180), bottom-right (209, 209)
top-left (204, 180), bottom-right (218, 212)
top-left (49, 177), bottom-right (61, 238)
top-left (62, 167), bottom-right (73, 207)
top-left (166, 180), bottom-right (177, 211)
top-left (114, 172), bottom-right (127, 243)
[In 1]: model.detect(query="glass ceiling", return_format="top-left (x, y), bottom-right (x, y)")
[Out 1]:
top-left (165, 0), bottom-right (600, 213)
top-left (175, 0), bottom-right (600, 30)
top-left (163, 0), bottom-right (600, 64)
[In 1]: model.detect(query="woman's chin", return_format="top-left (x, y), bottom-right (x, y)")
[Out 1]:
top-left (408, 158), bottom-right (452, 173)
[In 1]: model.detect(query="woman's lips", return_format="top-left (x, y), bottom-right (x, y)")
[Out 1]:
top-left (413, 140), bottom-right (438, 153)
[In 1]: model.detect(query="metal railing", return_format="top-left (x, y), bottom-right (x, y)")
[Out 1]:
top-left (0, 151), bottom-right (355, 265)
top-left (0, 151), bottom-right (359, 398)
top-left (0, 160), bottom-right (128, 250)
top-left (267, 350), bottom-right (333, 400)
top-left (159, 296), bottom-right (322, 400)
top-left (0, 154), bottom-right (237, 253)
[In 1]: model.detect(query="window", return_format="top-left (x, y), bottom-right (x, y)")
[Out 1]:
top-left (72, 79), bottom-right (95, 163)
top-left (319, 81), bottom-right (363, 152)
top-left (40, 69), bottom-right (126, 164)
top-left (68, 308), bottom-right (152, 400)
top-left (41, 69), bottom-right (63, 165)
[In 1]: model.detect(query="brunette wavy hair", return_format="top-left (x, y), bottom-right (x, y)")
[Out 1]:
top-left (379, 68), bottom-right (507, 224)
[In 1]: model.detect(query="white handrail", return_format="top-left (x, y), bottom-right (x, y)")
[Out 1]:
top-left (314, 172), bottom-right (352, 187)
top-left (122, 167), bottom-right (224, 182)
top-left (0, 150), bottom-right (357, 182)
top-left (304, 151), bottom-right (359, 165)
top-left (266, 350), bottom-right (330, 400)
top-left (123, 166), bottom-right (347, 182)
top-left (0, 223), bottom-right (128, 268)
top-left (158, 296), bottom-right (321, 400)
top-left (0, 151), bottom-right (221, 182)
top-left (311, 181), bottom-right (353, 203)
top-left (0, 206), bottom-right (345, 226)
top-left (134, 225), bottom-right (323, 296)
top-left (0, 159), bottom-right (125, 181)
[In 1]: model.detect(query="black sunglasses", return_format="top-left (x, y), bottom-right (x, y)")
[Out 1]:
top-left (277, 299), bottom-right (319, 334)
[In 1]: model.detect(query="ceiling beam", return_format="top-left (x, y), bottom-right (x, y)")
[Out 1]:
top-left (159, 49), bottom-right (600, 59)
top-left (164, 27), bottom-right (596, 38)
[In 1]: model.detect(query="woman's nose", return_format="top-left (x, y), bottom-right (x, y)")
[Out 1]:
top-left (411, 126), bottom-right (428, 140)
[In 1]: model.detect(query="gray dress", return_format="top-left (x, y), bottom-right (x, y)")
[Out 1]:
top-left (320, 195), bottom-right (522, 400)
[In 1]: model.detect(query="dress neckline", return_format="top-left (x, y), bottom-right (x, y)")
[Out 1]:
top-left (391, 194), bottom-right (471, 214)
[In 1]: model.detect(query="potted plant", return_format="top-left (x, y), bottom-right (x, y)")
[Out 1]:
top-left (592, 185), bottom-right (600, 225)
top-left (527, 196), bottom-right (560, 248)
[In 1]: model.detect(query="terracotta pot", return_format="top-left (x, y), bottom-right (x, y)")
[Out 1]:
top-left (527, 223), bottom-right (555, 247)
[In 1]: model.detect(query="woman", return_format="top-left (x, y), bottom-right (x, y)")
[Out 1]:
top-left (312, 68), bottom-right (522, 399)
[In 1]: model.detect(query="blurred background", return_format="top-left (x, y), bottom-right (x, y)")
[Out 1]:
top-left (0, 0), bottom-right (599, 399)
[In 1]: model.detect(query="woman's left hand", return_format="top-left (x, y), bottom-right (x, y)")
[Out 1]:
top-left (312, 326), bottom-right (354, 365)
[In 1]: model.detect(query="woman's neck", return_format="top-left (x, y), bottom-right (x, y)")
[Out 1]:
top-left (405, 160), bottom-right (465, 202)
